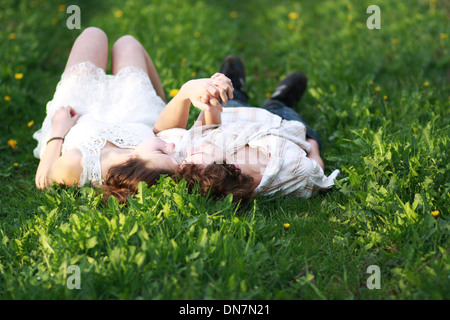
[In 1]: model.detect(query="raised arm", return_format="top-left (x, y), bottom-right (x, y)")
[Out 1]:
top-left (194, 108), bottom-right (222, 127)
top-left (153, 73), bottom-right (233, 134)
top-left (35, 106), bottom-right (81, 189)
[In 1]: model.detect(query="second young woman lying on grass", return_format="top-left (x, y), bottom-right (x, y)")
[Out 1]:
top-left (105, 56), bottom-right (339, 203)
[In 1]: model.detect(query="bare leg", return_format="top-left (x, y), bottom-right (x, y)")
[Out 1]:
top-left (112, 35), bottom-right (166, 102)
top-left (144, 49), bottom-right (167, 103)
top-left (65, 27), bottom-right (108, 72)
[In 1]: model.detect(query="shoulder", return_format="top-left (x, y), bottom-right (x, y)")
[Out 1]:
top-left (48, 149), bottom-right (83, 187)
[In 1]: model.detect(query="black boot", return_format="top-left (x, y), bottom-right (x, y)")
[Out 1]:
top-left (219, 55), bottom-right (249, 103)
top-left (270, 72), bottom-right (308, 108)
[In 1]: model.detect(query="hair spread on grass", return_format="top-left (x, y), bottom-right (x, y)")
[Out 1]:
top-left (102, 158), bottom-right (255, 204)
top-left (102, 157), bottom-right (175, 204)
top-left (176, 162), bottom-right (255, 203)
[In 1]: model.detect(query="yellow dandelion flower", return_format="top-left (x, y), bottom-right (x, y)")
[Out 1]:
top-left (8, 139), bottom-right (18, 149)
top-left (58, 4), bottom-right (66, 12)
top-left (374, 86), bottom-right (381, 92)
top-left (181, 58), bottom-right (187, 64)
top-left (229, 11), bottom-right (238, 18)
top-left (288, 12), bottom-right (299, 20)
top-left (4, 96), bottom-right (11, 102)
top-left (431, 210), bottom-right (439, 218)
top-left (114, 10), bottom-right (123, 18)
top-left (28, 120), bottom-right (34, 127)
top-left (14, 73), bottom-right (24, 80)
top-left (266, 93), bottom-right (272, 98)
top-left (283, 223), bottom-right (290, 230)
top-left (194, 31), bottom-right (201, 38)
top-left (317, 104), bottom-right (322, 108)
top-left (369, 80), bottom-right (374, 86)
top-left (169, 89), bottom-right (180, 98)
top-left (440, 33), bottom-right (447, 40)
top-left (383, 95), bottom-right (388, 100)
top-left (13, 163), bottom-right (19, 168)
top-left (9, 33), bottom-right (16, 40)
top-left (191, 72), bottom-right (197, 77)
top-left (423, 81), bottom-right (429, 87)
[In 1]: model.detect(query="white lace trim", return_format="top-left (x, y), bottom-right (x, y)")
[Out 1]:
top-left (78, 125), bottom-right (144, 186)
top-left (61, 61), bottom-right (149, 81)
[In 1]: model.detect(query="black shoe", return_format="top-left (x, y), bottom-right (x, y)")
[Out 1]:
top-left (219, 55), bottom-right (247, 94)
top-left (270, 72), bottom-right (308, 108)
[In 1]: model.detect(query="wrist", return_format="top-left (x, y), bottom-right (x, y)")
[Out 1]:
top-left (306, 138), bottom-right (320, 153)
top-left (50, 127), bottom-right (68, 137)
top-left (46, 136), bottom-right (65, 145)
top-left (176, 85), bottom-right (195, 111)
top-left (179, 83), bottom-right (192, 100)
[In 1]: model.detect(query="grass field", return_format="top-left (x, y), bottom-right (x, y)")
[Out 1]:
top-left (0, 0), bottom-right (449, 300)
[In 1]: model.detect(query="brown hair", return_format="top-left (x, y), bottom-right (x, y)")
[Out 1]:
top-left (176, 162), bottom-right (255, 203)
top-left (102, 157), bottom-right (175, 204)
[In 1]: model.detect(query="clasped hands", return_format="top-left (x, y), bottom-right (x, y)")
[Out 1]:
top-left (179, 73), bottom-right (234, 112)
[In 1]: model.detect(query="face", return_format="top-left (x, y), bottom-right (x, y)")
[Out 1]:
top-left (183, 142), bottom-right (231, 166)
top-left (133, 137), bottom-right (179, 171)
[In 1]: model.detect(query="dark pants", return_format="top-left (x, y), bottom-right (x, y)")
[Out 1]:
top-left (224, 90), bottom-right (322, 150)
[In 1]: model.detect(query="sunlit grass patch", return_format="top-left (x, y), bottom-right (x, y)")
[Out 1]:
top-left (0, 0), bottom-right (448, 300)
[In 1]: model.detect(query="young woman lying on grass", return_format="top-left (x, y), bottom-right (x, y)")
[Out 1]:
top-left (103, 56), bottom-right (339, 203)
top-left (34, 27), bottom-right (231, 190)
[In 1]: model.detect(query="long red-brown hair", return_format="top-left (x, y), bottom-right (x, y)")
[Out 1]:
top-left (102, 158), bottom-right (255, 204)
top-left (177, 162), bottom-right (255, 203)
top-left (102, 157), bottom-right (175, 204)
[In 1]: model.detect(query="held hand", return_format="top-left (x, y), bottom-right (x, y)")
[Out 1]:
top-left (181, 73), bottom-right (234, 112)
top-left (210, 72), bottom-right (234, 100)
top-left (51, 106), bottom-right (82, 137)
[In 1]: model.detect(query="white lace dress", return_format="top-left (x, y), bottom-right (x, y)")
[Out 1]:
top-left (33, 61), bottom-right (166, 186)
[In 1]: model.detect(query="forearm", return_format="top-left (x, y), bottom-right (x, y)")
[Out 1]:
top-left (195, 109), bottom-right (222, 127)
top-left (306, 138), bottom-right (324, 170)
top-left (153, 89), bottom-right (191, 134)
top-left (35, 130), bottom-right (65, 189)
top-left (35, 142), bottom-right (63, 189)
top-left (204, 108), bottom-right (221, 125)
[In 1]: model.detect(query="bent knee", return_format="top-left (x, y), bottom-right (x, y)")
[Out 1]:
top-left (113, 35), bottom-right (143, 52)
top-left (80, 27), bottom-right (108, 42)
